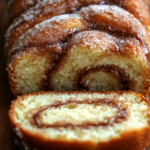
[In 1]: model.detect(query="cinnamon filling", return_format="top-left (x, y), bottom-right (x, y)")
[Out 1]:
top-left (79, 65), bottom-right (131, 91)
top-left (32, 98), bottom-right (128, 128)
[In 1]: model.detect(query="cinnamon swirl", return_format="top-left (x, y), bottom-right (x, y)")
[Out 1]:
top-left (5, 0), bottom-right (150, 57)
top-left (9, 91), bottom-right (150, 150)
top-left (7, 5), bottom-right (150, 96)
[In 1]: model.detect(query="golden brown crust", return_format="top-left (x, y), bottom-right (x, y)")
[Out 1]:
top-left (9, 91), bottom-right (150, 150)
top-left (5, 0), bottom-right (150, 57)
top-left (9, 126), bottom-right (150, 150)
top-left (7, 5), bottom-right (150, 96)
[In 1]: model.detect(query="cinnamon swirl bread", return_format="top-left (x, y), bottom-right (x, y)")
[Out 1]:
top-left (9, 91), bottom-right (150, 150)
top-left (7, 5), bottom-right (150, 96)
top-left (5, 0), bottom-right (150, 57)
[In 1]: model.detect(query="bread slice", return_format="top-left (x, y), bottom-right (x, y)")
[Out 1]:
top-left (9, 91), bottom-right (150, 150)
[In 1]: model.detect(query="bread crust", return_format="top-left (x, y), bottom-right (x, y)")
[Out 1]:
top-left (9, 91), bottom-right (150, 150)
top-left (10, 126), bottom-right (150, 150)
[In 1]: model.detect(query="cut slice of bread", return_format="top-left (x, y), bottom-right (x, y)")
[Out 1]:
top-left (9, 91), bottom-right (150, 150)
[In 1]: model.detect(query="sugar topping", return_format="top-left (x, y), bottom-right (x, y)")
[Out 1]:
top-left (7, 5), bottom-right (150, 63)
top-left (67, 31), bottom-right (115, 49)
top-left (9, 14), bottom-right (83, 51)
top-left (7, 13), bottom-right (86, 62)
top-left (5, 0), bottom-right (66, 38)
top-left (5, 0), bottom-right (150, 60)
top-left (79, 5), bottom-right (149, 52)
top-left (6, 0), bottom-right (43, 17)
top-left (67, 31), bottom-right (144, 53)
top-left (5, 0), bottom-right (150, 39)
top-left (5, 0), bottom-right (43, 29)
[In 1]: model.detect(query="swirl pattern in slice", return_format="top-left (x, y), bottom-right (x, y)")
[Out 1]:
top-left (9, 91), bottom-right (150, 150)
top-left (33, 99), bottom-right (127, 128)
top-left (49, 30), bottom-right (150, 95)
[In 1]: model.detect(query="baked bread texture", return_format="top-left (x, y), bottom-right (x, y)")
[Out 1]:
top-left (5, 0), bottom-right (150, 57)
top-left (9, 91), bottom-right (150, 150)
top-left (7, 5), bottom-right (150, 96)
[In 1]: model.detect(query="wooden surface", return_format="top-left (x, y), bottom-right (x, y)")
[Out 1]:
top-left (0, 0), bottom-right (150, 150)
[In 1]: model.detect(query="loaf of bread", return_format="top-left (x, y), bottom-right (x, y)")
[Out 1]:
top-left (9, 91), bottom-right (150, 150)
top-left (6, 5), bottom-right (150, 97)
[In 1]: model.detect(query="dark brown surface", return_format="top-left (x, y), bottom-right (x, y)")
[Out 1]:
top-left (0, 1), bottom-right (20, 150)
top-left (0, 0), bottom-right (150, 149)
